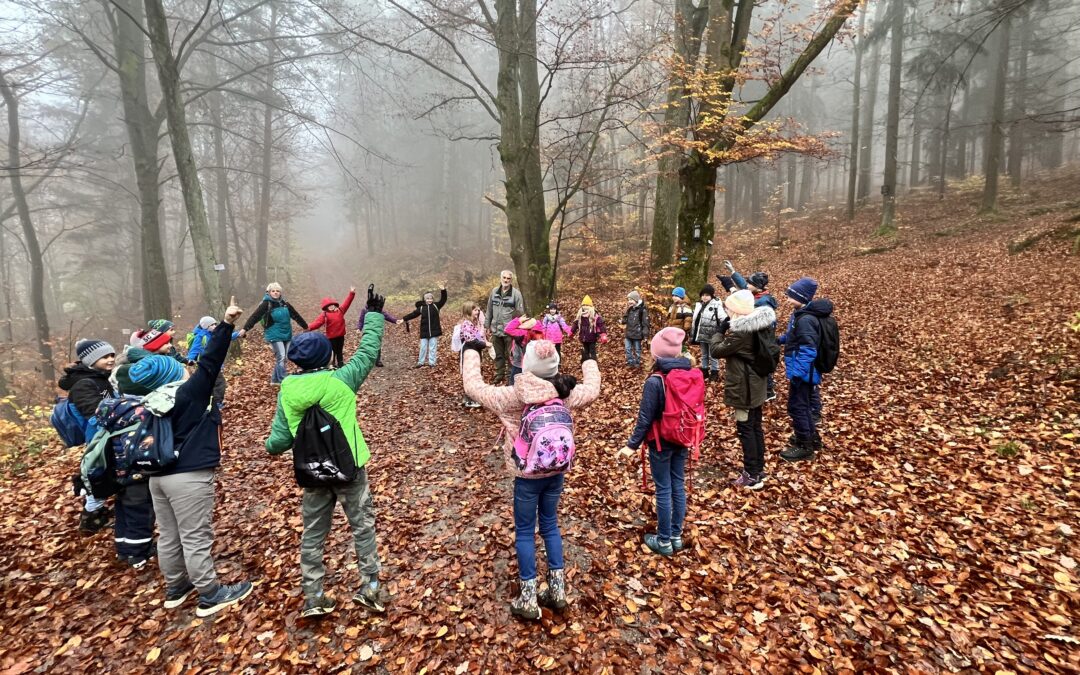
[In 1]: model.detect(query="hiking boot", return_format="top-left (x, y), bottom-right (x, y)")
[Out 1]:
top-left (301, 593), bottom-right (336, 619)
top-left (412, 363), bottom-right (424, 369)
top-left (731, 471), bottom-right (766, 490)
top-left (780, 442), bottom-right (815, 463)
top-left (672, 536), bottom-right (685, 552)
top-left (786, 431), bottom-right (822, 450)
top-left (709, 370), bottom-right (720, 382)
top-left (164, 581), bottom-right (196, 609)
top-left (538, 569), bottom-right (568, 611)
top-left (79, 507), bottom-right (110, 534)
top-left (353, 577), bottom-right (386, 613)
top-left (510, 578), bottom-right (540, 620)
top-left (196, 581), bottom-right (253, 617)
top-left (765, 391), bottom-right (777, 403)
top-left (375, 360), bottom-right (384, 367)
top-left (644, 534), bottom-right (673, 557)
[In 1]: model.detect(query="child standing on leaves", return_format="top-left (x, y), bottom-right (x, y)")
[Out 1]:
top-left (460, 338), bottom-right (600, 621)
top-left (505, 313), bottom-right (545, 384)
top-left (539, 303), bottom-right (571, 355)
top-left (709, 290), bottom-right (776, 490)
top-left (621, 291), bottom-right (650, 367)
top-left (357, 307), bottom-right (401, 368)
top-left (403, 284), bottom-right (448, 368)
top-left (690, 284), bottom-right (727, 382)
top-left (620, 327), bottom-right (694, 557)
top-left (724, 261), bottom-right (779, 400)
top-left (665, 288), bottom-right (694, 353)
top-left (454, 302), bottom-right (488, 408)
top-left (266, 286), bottom-right (389, 619)
top-left (307, 287), bottom-right (356, 369)
top-left (779, 277), bottom-right (834, 463)
top-left (569, 296), bottom-right (607, 363)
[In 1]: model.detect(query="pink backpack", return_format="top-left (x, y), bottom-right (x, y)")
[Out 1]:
top-left (513, 398), bottom-right (576, 478)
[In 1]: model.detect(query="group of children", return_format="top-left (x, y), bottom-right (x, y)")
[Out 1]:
top-left (52, 265), bottom-right (836, 624)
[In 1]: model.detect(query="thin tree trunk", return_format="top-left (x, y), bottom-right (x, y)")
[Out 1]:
top-left (207, 56), bottom-right (231, 295)
top-left (858, 0), bottom-right (886, 202)
top-left (981, 13), bottom-right (1011, 213)
top-left (255, 3), bottom-right (278, 292)
top-left (0, 74), bottom-right (55, 380)
top-left (1007, 10), bottom-right (1030, 188)
top-left (879, 0), bottom-right (904, 233)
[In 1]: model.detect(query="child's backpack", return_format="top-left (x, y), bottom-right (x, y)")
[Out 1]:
top-left (814, 315), bottom-right (841, 374)
top-left (451, 324), bottom-right (463, 353)
top-left (745, 328), bottom-right (782, 377)
top-left (95, 389), bottom-right (180, 484)
top-left (77, 424), bottom-right (132, 499)
top-left (292, 404), bottom-right (358, 487)
top-left (642, 368), bottom-right (706, 490)
top-left (51, 397), bottom-right (88, 447)
top-left (513, 399), bottom-right (576, 478)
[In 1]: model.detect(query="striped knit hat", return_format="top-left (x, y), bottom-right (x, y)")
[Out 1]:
top-left (76, 339), bottom-right (115, 368)
top-left (148, 319), bottom-right (175, 332)
top-left (128, 355), bottom-right (185, 392)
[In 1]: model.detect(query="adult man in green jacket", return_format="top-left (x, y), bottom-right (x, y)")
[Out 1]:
top-left (266, 285), bottom-right (387, 619)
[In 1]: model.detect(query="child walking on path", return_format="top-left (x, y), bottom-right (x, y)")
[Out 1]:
top-left (539, 303), bottom-right (571, 355)
top-left (620, 327), bottom-right (697, 557)
top-left (461, 339), bottom-right (601, 620)
top-left (453, 302), bottom-right (488, 408)
top-left (239, 283), bottom-right (309, 384)
top-left (402, 284), bottom-right (447, 368)
top-left (621, 291), bottom-right (650, 367)
top-left (307, 287), bottom-right (356, 368)
top-left (709, 290), bottom-right (776, 490)
top-left (266, 287), bottom-right (389, 619)
top-left (569, 296), bottom-right (607, 363)
top-left (778, 277), bottom-right (835, 462)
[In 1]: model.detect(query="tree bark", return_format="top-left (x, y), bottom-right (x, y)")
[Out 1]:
top-left (207, 55), bottom-right (231, 295)
top-left (879, 0), bottom-right (904, 233)
top-left (1007, 10), bottom-right (1030, 188)
top-left (143, 0), bottom-right (224, 312)
top-left (255, 2), bottom-right (278, 292)
top-left (857, 0), bottom-right (886, 202)
top-left (0, 74), bottom-right (55, 381)
top-left (981, 13), bottom-right (1011, 213)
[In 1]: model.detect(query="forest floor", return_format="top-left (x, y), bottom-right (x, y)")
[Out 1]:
top-left (1, 172), bottom-right (1079, 674)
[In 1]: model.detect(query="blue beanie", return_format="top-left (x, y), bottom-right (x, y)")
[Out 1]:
top-left (128, 355), bottom-right (185, 391)
top-left (671, 287), bottom-right (686, 299)
top-left (287, 332), bottom-right (333, 370)
top-left (786, 277), bottom-right (819, 304)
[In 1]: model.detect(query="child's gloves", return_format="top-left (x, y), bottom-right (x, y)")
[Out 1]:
top-left (365, 285), bottom-right (385, 313)
top-left (723, 260), bottom-right (735, 275)
top-left (599, 333), bottom-right (609, 344)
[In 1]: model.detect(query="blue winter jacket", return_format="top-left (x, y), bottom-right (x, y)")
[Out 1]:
top-left (731, 272), bottom-right (779, 310)
top-left (780, 299), bottom-right (834, 385)
top-left (187, 325), bottom-right (240, 362)
top-left (626, 357), bottom-right (693, 452)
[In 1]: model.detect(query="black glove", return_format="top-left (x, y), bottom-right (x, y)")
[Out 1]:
top-left (366, 284), bottom-right (385, 313)
top-left (462, 340), bottom-right (486, 353)
top-left (718, 317), bottom-right (731, 335)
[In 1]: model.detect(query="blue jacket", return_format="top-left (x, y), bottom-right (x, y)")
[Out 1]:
top-left (159, 321), bottom-right (233, 475)
top-left (731, 272), bottom-right (779, 310)
top-left (780, 299), bottom-right (834, 385)
top-left (626, 357), bottom-right (693, 452)
top-left (187, 325), bottom-right (240, 362)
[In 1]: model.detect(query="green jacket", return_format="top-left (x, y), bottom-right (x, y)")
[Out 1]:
top-left (266, 313), bottom-right (384, 466)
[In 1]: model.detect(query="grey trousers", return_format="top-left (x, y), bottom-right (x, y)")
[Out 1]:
top-left (149, 470), bottom-right (218, 594)
top-left (300, 468), bottom-right (380, 598)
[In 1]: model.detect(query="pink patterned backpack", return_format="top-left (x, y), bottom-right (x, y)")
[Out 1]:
top-left (513, 399), bottom-right (576, 478)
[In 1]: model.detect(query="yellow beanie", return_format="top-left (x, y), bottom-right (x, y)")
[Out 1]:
top-left (581, 295), bottom-right (594, 307)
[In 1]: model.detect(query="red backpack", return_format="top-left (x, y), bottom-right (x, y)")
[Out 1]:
top-left (642, 368), bottom-right (706, 490)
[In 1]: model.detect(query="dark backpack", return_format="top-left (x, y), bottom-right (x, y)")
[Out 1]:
top-left (746, 329), bottom-right (782, 377)
top-left (292, 404), bottom-right (358, 487)
top-left (814, 315), bottom-right (840, 374)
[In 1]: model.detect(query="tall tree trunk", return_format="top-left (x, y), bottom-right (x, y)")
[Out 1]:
top-left (255, 3), bottom-right (278, 292)
top-left (858, 0), bottom-right (886, 202)
top-left (207, 56), bottom-right (231, 295)
top-left (981, 13), bottom-right (1011, 213)
top-left (846, 5), bottom-right (864, 220)
top-left (108, 0), bottom-right (171, 322)
top-left (909, 107), bottom-right (922, 187)
top-left (143, 0), bottom-right (224, 312)
top-left (1007, 10), bottom-right (1030, 188)
top-left (879, 0), bottom-right (904, 233)
top-left (0, 74), bottom-right (55, 380)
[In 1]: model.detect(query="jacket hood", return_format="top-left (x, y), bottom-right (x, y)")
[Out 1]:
top-left (756, 293), bottom-right (779, 310)
top-left (802, 298), bottom-right (834, 318)
top-left (321, 296), bottom-right (339, 311)
top-left (513, 371), bottom-right (560, 405)
top-left (730, 306), bottom-right (776, 333)
top-left (654, 356), bottom-right (692, 373)
top-left (58, 363), bottom-right (107, 391)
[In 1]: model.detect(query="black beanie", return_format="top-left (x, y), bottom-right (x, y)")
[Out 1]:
top-left (699, 284), bottom-right (716, 298)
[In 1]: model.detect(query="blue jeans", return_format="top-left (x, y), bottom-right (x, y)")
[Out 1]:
top-left (788, 378), bottom-right (817, 440)
top-left (270, 340), bottom-right (290, 384)
top-left (512, 474), bottom-right (565, 581)
top-left (624, 338), bottom-right (642, 365)
top-left (697, 342), bottom-right (718, 373)
top-left (510, 365), bottom-right (521, 385)
top-left (417, 337), bottom-right (438, 366)
top-left (648, 446), bottom-right (687, 543)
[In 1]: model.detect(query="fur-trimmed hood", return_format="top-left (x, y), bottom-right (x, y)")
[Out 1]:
top-left (729, 305), bottom-right (776, 334)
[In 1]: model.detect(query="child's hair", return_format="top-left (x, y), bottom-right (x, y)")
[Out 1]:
top-left (575, 304), bottom-right (597, 332)
top-left (461, 301), bottom-right (477, 319)
top-left (544, 374), bottom-right (578, 399)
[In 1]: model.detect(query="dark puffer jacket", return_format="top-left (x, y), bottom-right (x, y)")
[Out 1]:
top-left (710, 305), bottom-right (776, 409)
top-left (622, 302), bottom-right (651, 341)
top-left (58, 364), bottom-right (116, 418)
top-left (403, 289), bottom-right (448, 338)
top-left (780, 298), bottom-right (834, 385)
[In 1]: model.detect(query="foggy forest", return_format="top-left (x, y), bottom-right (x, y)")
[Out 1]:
top-left (0, 0), bottom-right (1078, 672)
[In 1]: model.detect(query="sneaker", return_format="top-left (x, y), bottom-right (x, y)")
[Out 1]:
top-left (413, 363), bottom-right (424, 369)
top-left (786, 432), bottom-right (823, 450)
top-left (196, 581), bottom-right (253, 617)
top-left (731, 471), bottom-right (766, 490)
top-left (300, 593), bottom-right (336, 619)
top-left (120, 555), bottom-right (149, 570)
top-left (79, 507), bottom-right (110, 534)
top-left (643, 533), bottom-right (673, 557)
top-left (538, 569), bottom-right (567, 610)
top-left (510, 578), bottom-right (540, 620)
top-left (164, 581), bottom-right (196, 609)
top-left (765, 391), bottom-right (777, 402)
top-left (352, 578), bottom-right (386, 613)
top-left (672, 536), bottom-right (685, 552)
top-left (780, 443), bottom-right (815, 463)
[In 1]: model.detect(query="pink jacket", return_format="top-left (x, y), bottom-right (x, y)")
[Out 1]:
top-left (539, 314), bottom-right (571, 344)
top-left (461, 350), bottom-right (601, 478)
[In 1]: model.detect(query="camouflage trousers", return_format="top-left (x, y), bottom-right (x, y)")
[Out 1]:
top-left (299, 467), bottom-right (380, 598)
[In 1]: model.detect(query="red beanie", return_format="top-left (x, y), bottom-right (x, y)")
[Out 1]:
top-left (650, 327), bottom-right (684, 359)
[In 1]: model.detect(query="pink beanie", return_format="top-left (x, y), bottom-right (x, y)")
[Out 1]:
top-left (724, 289), bottom-right (755, 316)
top-left (650, 327), bottom-right (684, 359)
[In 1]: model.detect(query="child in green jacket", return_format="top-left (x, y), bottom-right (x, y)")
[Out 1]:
top-left (266, 286), bottom-right (388, 619)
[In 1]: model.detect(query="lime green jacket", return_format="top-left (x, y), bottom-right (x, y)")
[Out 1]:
top-left (266, 313), bottom-right (384, 466)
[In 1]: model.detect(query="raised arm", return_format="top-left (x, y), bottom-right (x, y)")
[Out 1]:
top-left (565, 359), bottom-right (601, 409)
top-left (461, 348), bottom-right (519, 414)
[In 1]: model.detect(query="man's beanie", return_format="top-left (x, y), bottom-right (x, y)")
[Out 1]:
top-left (523, 340), bottom-right (561, 377)
top-left (128, 355), bottom-right (185, 392)
top-left (786, 277), bottom-right (819, 304)
top-left (287, 332), bottom-right (333, 370)
top-left (746, 272), bottom-right (769, 290)
top-left (76, 339), bottom-right (115, 368)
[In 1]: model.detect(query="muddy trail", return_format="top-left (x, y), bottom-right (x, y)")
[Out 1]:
top-left (1, 178), bottom-right (1079, 673)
